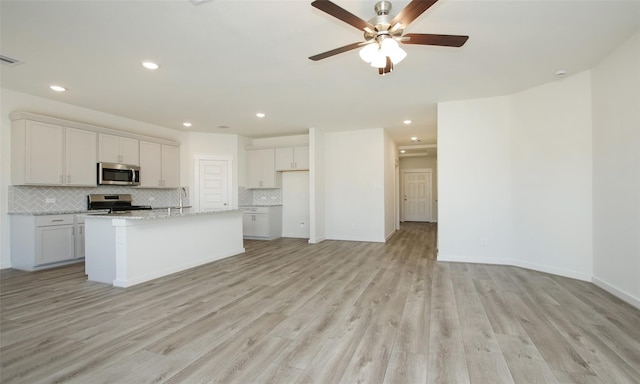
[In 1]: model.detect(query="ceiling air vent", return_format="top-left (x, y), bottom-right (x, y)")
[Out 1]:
top-left (0, 55), bottom-right (22, 66)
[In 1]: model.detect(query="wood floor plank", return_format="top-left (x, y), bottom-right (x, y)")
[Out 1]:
top-left (427, 263), bottom-right (471, 384)
top-left (1, 222), bottom-right (639, 384)
top-left (382, 350), bottom-right (428, 384)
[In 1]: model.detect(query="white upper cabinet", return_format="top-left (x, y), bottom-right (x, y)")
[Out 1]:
top-left (247, 149), bottom-right (278, 188)
top-left (98, 133), bottom-right (139, 165)
top-left (161, 144), bottom-right (180, 188)
top-left (12, 120), bottom-right (97, 186)
top-left (275, 146), bottom-right (309, 171)
top-left (65, 128), bottom-right (97, 186)
top-left (139, 141), bottom-right (180, 188)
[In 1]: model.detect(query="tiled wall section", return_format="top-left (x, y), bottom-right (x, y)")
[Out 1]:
top-left (238, 187), bottom-right (252, 206)
top-left (238, 187), bottom-right (282, 206)
top-left (8, 186), bottom-right (188, 213)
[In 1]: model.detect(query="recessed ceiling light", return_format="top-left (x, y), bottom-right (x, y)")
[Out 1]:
top-left (50, 85), bottom-right (66, 92)
top-left (142, 61), bottom-right (159, 70)
top-left (403, 120), bottom-right (412, 125)
top-left (400, 150), bottom-right (406, 153)
top-left (256, 113), bottom-right (266, 118)
top-left (183, 122), bottom-right (192, 128)
top-left (410, 136), bottom-right (419, 142)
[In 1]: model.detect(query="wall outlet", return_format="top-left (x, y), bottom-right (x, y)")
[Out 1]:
top-left (260, 196), bottom-right (266, 200)
top-left (148, 197), bottom-right (155, 201)
top-left (480, 237), bottom-right (488, 246)
top-left (45, 197), bottom-right (56, 204)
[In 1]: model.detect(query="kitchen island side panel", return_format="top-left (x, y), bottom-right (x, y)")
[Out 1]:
top-left (84, 210), bottom-right (244, 287)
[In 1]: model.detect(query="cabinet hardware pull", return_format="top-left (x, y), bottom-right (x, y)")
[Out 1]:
top-left (51, 219), bottom-right (64, 222)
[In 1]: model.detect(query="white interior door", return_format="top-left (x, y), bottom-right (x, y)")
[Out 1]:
top-left (403, 170), bottom-right (432, 222)
top-left (198, 159), bottom-right (229, 210)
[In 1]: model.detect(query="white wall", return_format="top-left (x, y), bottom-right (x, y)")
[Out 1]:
top-left (282, 171), bottom-right (310, 238)
top-left (510, 72), bottom-right (593, 280)
top-left (0, 88), bottom-right (182, 269)
top-left (591, 31), bottom-right (640, 307)
top-left (309, 128), bottom-right (326, 243)
top-left (251, 135), bottom-right (309, 148)
top-left (384, 130), bottom-right (398, 240)
top-left (439, 73), bottom-right (594, 280)
top-left (180, 131), bottom-right (240, 209)
top-left (237, 135), bottom-right (252, 188)
top-left (438, 96), bottom-right (513, 265)
top-left (324, 128), bottom-right (386, 242)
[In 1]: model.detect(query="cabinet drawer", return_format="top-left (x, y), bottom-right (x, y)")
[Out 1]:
top-left (36, 215), bottom-right (75, 226)
top-left (241, 207), bottom-right (270, 214)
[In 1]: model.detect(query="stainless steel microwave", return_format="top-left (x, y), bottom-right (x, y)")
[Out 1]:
top-left (97, 162), bottom-right (140, 186)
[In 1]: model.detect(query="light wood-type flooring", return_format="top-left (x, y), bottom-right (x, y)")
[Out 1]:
top-left (1, 223), bottom-right (639, 383)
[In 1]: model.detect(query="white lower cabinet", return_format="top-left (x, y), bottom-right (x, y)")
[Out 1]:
top-left (75, 215), bottom-right (85, 259)
top-left (241, 206), bottom-right (282, 240)
top-left (10, 214), bottom-right (84, 271)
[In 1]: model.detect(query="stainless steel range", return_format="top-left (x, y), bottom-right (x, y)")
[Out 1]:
top-left (87, 194), bottom-right (152, 213)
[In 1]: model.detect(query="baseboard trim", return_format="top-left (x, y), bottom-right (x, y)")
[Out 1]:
top-left (437, 254), bottom-right (510, 265)
top-left (510, 259), bottom-right (592, 282)
top-left (592, 276), bottom-right (640, 310)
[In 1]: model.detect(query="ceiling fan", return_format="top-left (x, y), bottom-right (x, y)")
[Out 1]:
top-left (309, 0), bottom-right (469, 75)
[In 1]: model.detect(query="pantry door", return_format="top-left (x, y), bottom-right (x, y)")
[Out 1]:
top-left (195, 156), bottom-right (232, 211)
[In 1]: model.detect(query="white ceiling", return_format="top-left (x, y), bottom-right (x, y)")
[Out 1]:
top-left (1, 0), bottom-right (639, 152)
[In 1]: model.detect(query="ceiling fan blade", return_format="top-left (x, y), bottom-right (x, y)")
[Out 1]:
top-left (311, 0), bottom-right (375, 31)
top-left (309, 42), bottom-right (366, 61)
top-left (402, 33), bottom-right (469, 47)
top-left (390, 0), bottom-right (438, 28)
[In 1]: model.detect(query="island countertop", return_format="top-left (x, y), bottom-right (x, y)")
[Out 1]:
top-left (82, 208), bottom-right (241, 220)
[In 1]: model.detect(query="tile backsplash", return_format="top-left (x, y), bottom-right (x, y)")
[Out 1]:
top-left (8, 186), bottom-right (188, 213)
top-left (238, 187), bottom-right (281, 206)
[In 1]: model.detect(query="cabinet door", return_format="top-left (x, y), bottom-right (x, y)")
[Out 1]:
top-left (25, 121), bottom-right (64, 185)
top-left (253, 214), bottom-right (270, 237)
top-left (65, 128), bottom-right (97, 186)
top-left (98, 134), bottom-right (139, 165)
top-left (293, 146), bottom-right (309, 170)
top-left (274, 146), bottom-right (309, 171)
top-left (119, 137), bottom-right (139, 165)
top-left (98, 134), bottom-right (121, 163)
top-left (248, 149), bottom-right (275, 188)
top-left (242, 214), bottom-right (255, 237)
top-left (37, 225), bottom-right (75, 265)
top-left (161, 145), bottom-right (180, 188)
top-left (75, 224), bottom-right (85, 259)
top-left (275, 147), bottom-right (294, 171)
top-left (139, 141), bottom-right (162, 187)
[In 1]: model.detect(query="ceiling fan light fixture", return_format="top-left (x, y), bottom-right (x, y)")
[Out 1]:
top-left (359, 43), bottom-right (378, 63)
top-left (370, 52), bottom-right (388, 68)
top-left (380, 37), bottom-right (406, 64)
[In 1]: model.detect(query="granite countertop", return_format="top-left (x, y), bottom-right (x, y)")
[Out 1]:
top-left (8, 209), bottom-right (108, 216)
top-left (239, 204), bottom-right (283, 207)
top-left (81, 208), bottom-right (241, 220)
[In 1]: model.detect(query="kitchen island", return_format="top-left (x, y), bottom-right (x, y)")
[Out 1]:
top-left (83, 208), bottom-right (244, 287)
